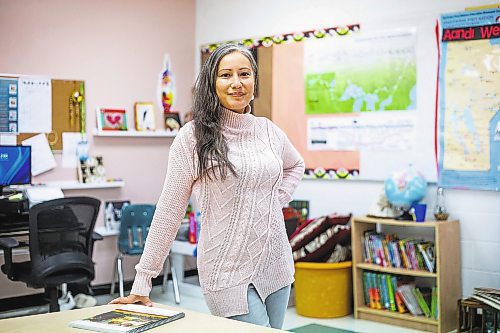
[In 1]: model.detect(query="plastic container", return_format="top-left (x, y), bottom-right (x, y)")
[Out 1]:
top-left (294, 261), bottom-right (353, 318)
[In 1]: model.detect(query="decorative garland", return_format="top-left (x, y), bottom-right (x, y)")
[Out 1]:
top-left (304, 168), bottom-right (360, 180)
top-left (201, 24), bottom-right (360, 53)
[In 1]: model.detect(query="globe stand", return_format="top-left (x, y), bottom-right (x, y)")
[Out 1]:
top-left (395, 209), bottom-right (413, 221)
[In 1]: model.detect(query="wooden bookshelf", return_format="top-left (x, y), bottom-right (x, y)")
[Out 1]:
top-left (351, 216), bottom-right (461, 333)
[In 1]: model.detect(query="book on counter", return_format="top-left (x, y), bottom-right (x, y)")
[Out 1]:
top-left (69, 304), bottom-right (185, 333)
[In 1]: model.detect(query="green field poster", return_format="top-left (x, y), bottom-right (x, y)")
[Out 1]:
top-left (304, 29), bottom-right (417, 114)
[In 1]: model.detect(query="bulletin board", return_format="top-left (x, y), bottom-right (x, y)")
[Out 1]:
top-left (17, 79), bottom-right (83, 150)
top-left (201, 24), bottom-right (437, 182)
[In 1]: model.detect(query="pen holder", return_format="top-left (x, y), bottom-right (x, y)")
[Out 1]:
top-left (410, 203), bottom-right (427, 222)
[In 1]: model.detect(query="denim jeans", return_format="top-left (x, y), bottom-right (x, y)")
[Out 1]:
top-left (229, 284), bottom-right (291, 329)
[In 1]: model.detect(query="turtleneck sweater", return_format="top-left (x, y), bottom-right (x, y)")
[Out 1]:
top-left (131, 107), bottom-right (305, 317)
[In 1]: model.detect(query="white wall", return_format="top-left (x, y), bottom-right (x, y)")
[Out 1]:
top-left (196, 0), bottom-right (500, 297)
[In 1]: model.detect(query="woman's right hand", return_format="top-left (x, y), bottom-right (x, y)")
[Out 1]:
top-left (109, 294), bottom-right (153, 307)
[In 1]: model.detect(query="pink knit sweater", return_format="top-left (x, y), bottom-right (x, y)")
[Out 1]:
top-left (131, 107), bottom-right (305, 317)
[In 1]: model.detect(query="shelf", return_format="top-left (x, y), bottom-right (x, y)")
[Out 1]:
top-left (44, 180), bottom-right (125, 190)
top-left (92, 129), bottom-right (178, 137)
top-left (352, 216), bottom-right (461, 333)
top-left (356, 263), bottom-right (437, 278)
top-left (353, 216), bottom-right (443, 227)
top-left (357, 306), bottom-right (438, 325)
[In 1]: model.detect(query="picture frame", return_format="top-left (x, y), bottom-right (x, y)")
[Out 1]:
top-left (164, 112), bottom-right (181, 131)
top-left (97, 108), bottom-right (128, 131)
top-left (104, 200), bottom-right (131, 232)
top-left (135, 102), bottom-right (156, 131)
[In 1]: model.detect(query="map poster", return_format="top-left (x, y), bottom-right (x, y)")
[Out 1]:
top-left (304, 28), bottom-right (416, 114)
top-left (438, 8), bottom-right (499, 191)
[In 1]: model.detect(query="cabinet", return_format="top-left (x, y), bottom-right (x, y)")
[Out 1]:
top-left (351, 216), bottom-right (460, 333)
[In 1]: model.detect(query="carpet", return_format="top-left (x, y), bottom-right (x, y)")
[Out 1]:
top-left (289, 324), bottom-right (357, 333)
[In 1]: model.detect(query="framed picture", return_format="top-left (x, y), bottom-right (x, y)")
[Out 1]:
top-left (97, 108), bottom-right (128, 131)
top-left (104, 200), bottom-right (131, 232)
top-left (164, 112), bottom-right (181, 131)
top-left (135, 102), bottom-right (156, 131)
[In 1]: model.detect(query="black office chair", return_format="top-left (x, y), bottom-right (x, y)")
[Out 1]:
top-left (0, 197), bottom-right (101, 312)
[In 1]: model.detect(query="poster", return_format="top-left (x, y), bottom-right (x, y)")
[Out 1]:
top-left (438, 8), bottom-right (500, 191)
top-left (304, 29), bottom-right (417, 114)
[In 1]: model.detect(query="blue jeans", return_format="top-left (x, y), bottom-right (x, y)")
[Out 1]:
top-left (229, 284), bottom-right (291, 329)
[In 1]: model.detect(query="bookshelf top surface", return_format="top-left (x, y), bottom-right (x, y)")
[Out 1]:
top-left (353, 216), bottom-right (459, 227)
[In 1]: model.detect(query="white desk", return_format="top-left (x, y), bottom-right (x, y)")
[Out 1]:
top-left (0, 303), bottom-right (283, 333)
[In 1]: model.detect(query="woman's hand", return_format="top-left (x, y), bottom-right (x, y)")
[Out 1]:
top-left (109, 294), bottom-right (153, 307)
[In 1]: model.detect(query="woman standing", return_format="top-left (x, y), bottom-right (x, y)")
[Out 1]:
top-left (111, 43), bottom-right (304, 329)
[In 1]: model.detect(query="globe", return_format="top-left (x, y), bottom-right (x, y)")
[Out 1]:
top-left (384, 167), bottom-right (427, 208)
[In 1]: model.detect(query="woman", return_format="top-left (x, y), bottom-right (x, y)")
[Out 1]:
top-left (111, 43), bottom-right (305, 329)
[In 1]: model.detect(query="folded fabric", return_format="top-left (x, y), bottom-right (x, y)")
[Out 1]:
top-left (289, 213), bottom-right (351, 251)
top-left (292, 225), bottom-right (351, 262)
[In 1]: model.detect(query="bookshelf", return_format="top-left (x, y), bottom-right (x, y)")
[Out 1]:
top-left (351, 216), bottom-right (461, 333)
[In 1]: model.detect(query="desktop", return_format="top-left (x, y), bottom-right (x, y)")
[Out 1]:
top-left (0, 145), bottom-right (31, 220)
top-left (0, 145), bottom-right (31, 197)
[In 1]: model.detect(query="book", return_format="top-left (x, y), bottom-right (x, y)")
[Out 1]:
top-left (397, 284), bottom-right (423, 316)
top-left (431, 286), bottom-right (438, 319)
top-left (412, 287), bottom-right (431, 317)
top-left (69, 304), bottom-right (185, 333)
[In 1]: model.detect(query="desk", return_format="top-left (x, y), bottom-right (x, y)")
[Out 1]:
top-left (95, 227), bottom-right (199, 295)
top-left (0, 303), bottom-right (283, 333)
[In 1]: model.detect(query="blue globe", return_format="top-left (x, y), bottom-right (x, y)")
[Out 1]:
top-left (384, 168), bottom-right (427, 208)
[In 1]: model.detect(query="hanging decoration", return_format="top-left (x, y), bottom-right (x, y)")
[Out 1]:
top-left (201, 24), bottom-right (360, 54)
top-left (158, 54), bottom-right (176, 113)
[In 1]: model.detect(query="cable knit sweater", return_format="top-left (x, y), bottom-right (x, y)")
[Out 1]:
top-left (131, 107), bottom-right (305, 317)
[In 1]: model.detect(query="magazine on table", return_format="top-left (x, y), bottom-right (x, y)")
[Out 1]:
top-left (69, 304), bottom-right (185, 333)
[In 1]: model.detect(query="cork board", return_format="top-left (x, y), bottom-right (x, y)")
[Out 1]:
top-left (17, 79), bottom-right (83, 150)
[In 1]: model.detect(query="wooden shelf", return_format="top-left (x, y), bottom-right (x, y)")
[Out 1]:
top-left (44, 180), bottom-right (125, 190)
top-left (355, 263), bottom-right (437, 278)
top-left (352, 216), bottom-right (441, 228)
top-left (92, 129), bottom-right (177, 137)
top-left (357, 306), bottom-right (438, 325)
top-left (351, 216), bottom-right (461, 333)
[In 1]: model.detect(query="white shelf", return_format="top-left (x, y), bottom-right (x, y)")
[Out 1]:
top-left (44, 180), bottom-right (125, 190)
top-left (93, 129), bottom-right (178, 137)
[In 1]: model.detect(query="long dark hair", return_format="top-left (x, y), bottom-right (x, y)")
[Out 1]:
top-left (193, 43), bottom-right (258, 180)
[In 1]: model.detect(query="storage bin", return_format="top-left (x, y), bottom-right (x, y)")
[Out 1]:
top-left (294, 261), bottom-right (352, 318)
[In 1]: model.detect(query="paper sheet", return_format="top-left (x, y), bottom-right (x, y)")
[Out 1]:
top-left (21, 133), bottom-right (57, 176)
top-left (62, 132), bottom-right (83, 168)
top-left (0, 134), bottom-right (17, 145)
top-left (18, 76), bottom-right (52, 133)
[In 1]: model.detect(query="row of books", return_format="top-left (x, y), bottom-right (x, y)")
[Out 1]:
top-left (361, 230), bottom-right (435, 272)
top-left (362, 271), bottom-right (438, 319)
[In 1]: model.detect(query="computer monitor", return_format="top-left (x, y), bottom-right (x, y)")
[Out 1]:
top-left (0, 145), bottom-right (32, 196)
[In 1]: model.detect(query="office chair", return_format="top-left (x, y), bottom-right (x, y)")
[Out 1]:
top-left (110, 204), bottom-right (180, 303)
top-left (0, 197), bottom-right (101, 312)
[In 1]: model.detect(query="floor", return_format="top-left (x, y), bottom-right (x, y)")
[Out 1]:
top-left (96, 281), bottom-right (427, 333)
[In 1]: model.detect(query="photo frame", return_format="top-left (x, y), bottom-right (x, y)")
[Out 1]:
top-left (135, 102), bottom-right (156, 131)
top-left (164, 112), bottom-right (181, 131)
top-left (97, 108), bottom-right (128, 131)
top-left (104, 200), bottom-right (131, 232)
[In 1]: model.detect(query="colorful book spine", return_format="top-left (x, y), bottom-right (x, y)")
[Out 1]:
top-left (413, 288), bottom-right (431, 318)
top-left (362, 272), bottom-right (371, 306)
top-left (385, 274), bottom-right (396, 312)
top-left (431, 286), bottom-right (438, 319)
